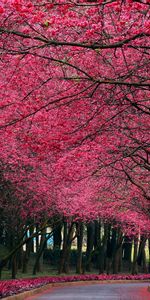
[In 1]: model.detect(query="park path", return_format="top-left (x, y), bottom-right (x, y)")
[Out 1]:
top-left (26, 282), bottom-right (150, 300)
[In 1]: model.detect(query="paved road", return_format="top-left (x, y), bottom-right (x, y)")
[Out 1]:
top-left (27, 283), bottom-right (150, 300)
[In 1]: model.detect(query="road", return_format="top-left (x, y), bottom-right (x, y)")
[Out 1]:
top-left (26, 282), bottom-right (150, 300)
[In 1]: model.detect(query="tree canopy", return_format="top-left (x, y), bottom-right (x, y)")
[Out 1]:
top-left (0, 0), bottom-right (150, 236)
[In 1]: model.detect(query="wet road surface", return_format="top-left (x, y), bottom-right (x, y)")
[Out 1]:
top-left (27, 282), bottom-right (150, 300)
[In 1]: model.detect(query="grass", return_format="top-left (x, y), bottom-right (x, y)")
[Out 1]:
top-left (1, 266), bottom-right (59, 280)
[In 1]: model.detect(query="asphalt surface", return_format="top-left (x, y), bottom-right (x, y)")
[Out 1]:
top-left (27, 283), bottom-right (150, 300)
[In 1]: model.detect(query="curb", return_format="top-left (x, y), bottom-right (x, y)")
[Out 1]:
top-left (3, 280), bottom-right (150, 300)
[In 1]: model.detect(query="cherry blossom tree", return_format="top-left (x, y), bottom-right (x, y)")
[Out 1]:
top-left (0, 0), bottom-right (150, 276)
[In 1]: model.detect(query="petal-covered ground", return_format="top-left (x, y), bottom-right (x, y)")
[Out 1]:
top-left (0, 274), bottom-right (150, 298)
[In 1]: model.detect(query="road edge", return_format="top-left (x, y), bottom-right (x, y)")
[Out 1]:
top-left (3, 280), bottom-right (150, 300)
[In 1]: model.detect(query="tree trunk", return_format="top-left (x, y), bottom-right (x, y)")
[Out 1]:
top-left (29, 226), bottom-right (34, 253)
top-left (22, 235), bottom-right (32, 274)
top-left (58, 221), bottom-right (67, 274)
top-left (33, 228), bottom-right (46, 275)
top-left (106, 225), bottom-right (112, 274)
top-left (17, 248), bottom-right (23, 270)
top-left (22, 238), bottom-right (31, 273)
top-left (137, 236), bottom-right (147, 273)
top-left (99, 223), bottom-right (108, 274)
top-left (35, 224), bottom-right (39, 253)
top-left (94, 220), bottom-right (101, 250)
top-left (112, 228), bottom-right (123, 274)
top-left (123, 236), bottom-right (132, 272)
top-left (76, 222), bottom-right (84, 274)
top-left (58, 221), bottom-right (74, 274)
top-left (11, 254), bottom-right (17, 279)
top-left (86, 222), bottom-right (95, 271)
top-left (53, 222), bottom-right (62, 250)
top-left (132, 237), bottom-right (138, 275)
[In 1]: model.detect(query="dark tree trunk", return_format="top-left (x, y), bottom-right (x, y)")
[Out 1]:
top-left (137, 236), bottom-right (147, 273)
top-left (29, 226), bottom-right (34, 253)
top-left (33, 228), bottom-right (46, 275)
top-left (58, 221), bottom-right (67, 274)
top-left (132, 237), bottom-right (138, 275)
top-left (17, 248), bottom-right (23, 270)
top-left (94, 220), bottom-right (101, 249)
top-left (76, 222), bottom-right (84, 274)
top-left (22, 238), bottom-right (32, 273)
top-left (53, 222), bottom-right (62, 250)
top-left (58, 222), bottom-right (74, 274)
top-left (11, 254), bottom-right (17, 279)
top-left (106, 225), bottom-right (112, 274)
top-left (7, 233), bottom-right (14, 271)
top-left (35, 224), bottom-right (40, 253)
top-left (123, 236), bottom-right (132, 271)
top-left (112, 228), bottom-right (123, 274)
top-left (99, 223), bottom-right (108, 274)
top-left (86, 222), bottom-right (95, 271)
top-left (11, 259), bottom-right (16, 279)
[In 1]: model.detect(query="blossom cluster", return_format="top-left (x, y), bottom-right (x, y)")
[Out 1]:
top-left (0, 274), bottom-right (150, 298)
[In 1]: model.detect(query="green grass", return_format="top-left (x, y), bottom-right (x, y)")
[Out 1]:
top-left (1, 265), bottom-right (60, 280)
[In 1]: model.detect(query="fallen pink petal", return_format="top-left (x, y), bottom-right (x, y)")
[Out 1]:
top-left (0, 274), bottom-right (150, 298)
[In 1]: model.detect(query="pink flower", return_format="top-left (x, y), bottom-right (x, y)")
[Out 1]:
top-left (0, 274), bottom-right (150, 298)
top-left (0, 6), bottom-right (4, 14)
